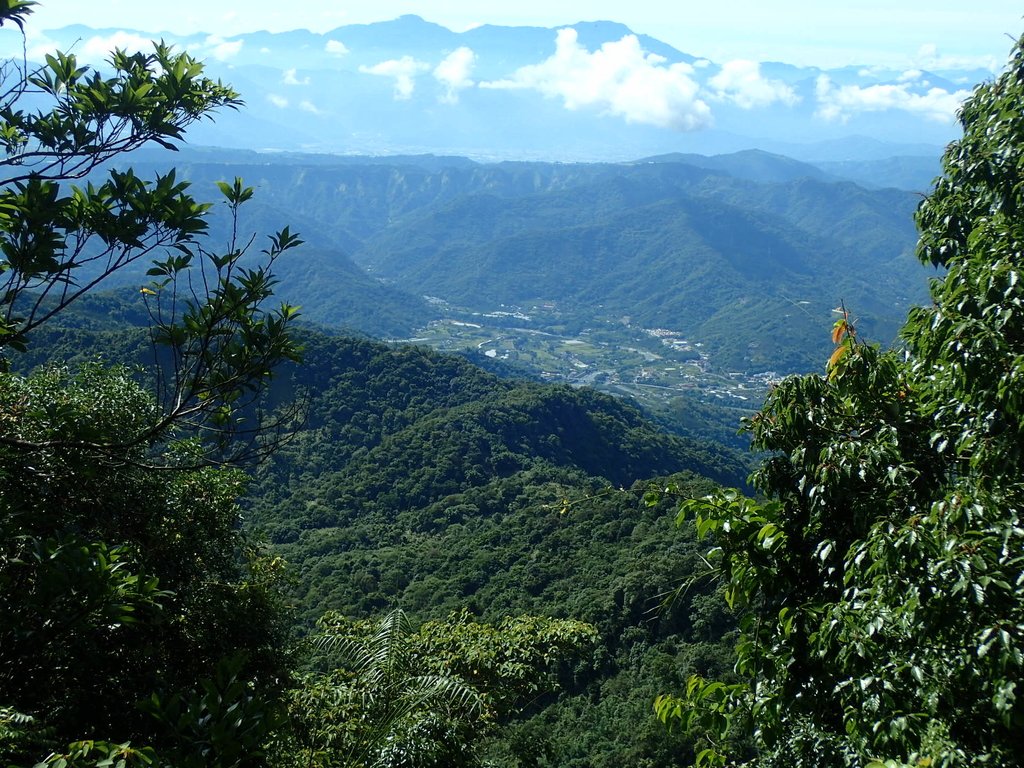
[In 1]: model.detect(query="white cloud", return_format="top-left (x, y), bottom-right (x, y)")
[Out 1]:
top-left (359, 56), bottom-right (430, 100)
top-left (266, 93), bottom-right (288, 108)
top-left (299, 100), bottom-right (322, 114)
top-left (283, 67), bottom-right (310, 86)
top-left (75, 31), bottom-right (153, 63)
top-left (815, 74), bottom-right (970, 122)
top-left (898, 69), bottom-right (923, 82)
top-left (433, 47), bottom-right (476, 104)
top-left (24, 30), bottom-right (238, 66)
top-left (481, 29), bottom-right (710, 131)
top-left (708, 60), bottom-right (800, 109)
top-left (325, 39), bottom-right (349, 56)
top-left (914, 43), bottom-right (1000, 73)
top-left (201, 35), bottom-right (243, 61)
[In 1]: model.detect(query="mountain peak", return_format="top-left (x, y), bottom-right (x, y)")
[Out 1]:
top-left (568, 20), bottom-right (635, 50)
top-left (375, 14), bottom-right (453, 32)
top-left (569, 20), bottom-right (634, 35)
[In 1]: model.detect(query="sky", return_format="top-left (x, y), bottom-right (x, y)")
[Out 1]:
top-left (17, 0), bottom-right (1024, 70)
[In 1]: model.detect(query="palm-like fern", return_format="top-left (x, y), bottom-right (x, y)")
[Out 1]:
top-left (311, 609), bottom-right (486, 768)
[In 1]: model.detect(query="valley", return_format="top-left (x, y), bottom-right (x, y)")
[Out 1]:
top-left (402, 297), bottom-right (767, 423)
top-left (115, 148), bottom-right (932, 379)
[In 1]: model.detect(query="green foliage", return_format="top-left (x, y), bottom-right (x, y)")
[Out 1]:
top-left (0, 366), bottom-right (293, 765)
top-left (34, 739), bottom-right (159, 768)
top-left (656, 34), bottom-right (1024, 768)
top-left (0, 10), bottom-right (303, 456)
top-left (141, 655), bottom-right (285, 768)
top-left (256, 451), bottom-right (738, 766)
top-left (282, 609), bottom-right (595, 768)
top-left (909, 38), bottom-right (1024, 480)
top-left (0, 32), bottom-right (240, 349)
top-left (0, 4), bottom-right (299, 765)
top-left (413, 610), bottom-right (599, 712)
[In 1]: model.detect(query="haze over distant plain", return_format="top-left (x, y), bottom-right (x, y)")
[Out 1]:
top-left (20, 0), bottom-right (1023, 70)
top-left (3, 1), bottom-right (1022, 161)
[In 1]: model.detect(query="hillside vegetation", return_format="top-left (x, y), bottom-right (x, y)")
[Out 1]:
top-left (9, 290), bottom-right (749, 765)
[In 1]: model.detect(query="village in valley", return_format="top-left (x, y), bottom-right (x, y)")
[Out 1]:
top-left (402, 298), bottom-right (777, 416)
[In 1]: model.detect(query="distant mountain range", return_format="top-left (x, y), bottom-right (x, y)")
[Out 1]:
top-left (13, 15), bottom-right (995, 161)
top-left (107, 148), bottom-right (932, 373)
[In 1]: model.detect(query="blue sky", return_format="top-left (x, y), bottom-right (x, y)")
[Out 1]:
top-left (20, 0), bottom-right (1023, 70)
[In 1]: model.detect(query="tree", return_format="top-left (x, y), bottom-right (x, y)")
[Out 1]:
top-left (654, 35), bottom-right (1024, 768)
top-left (0, 3), bottom-right (301, 765)
top-left (282, 609), bottom-right (597, 768)
top-left (1, 364), bottom-right (295, 764)
top-left (0, 1), bottom-right (302, 458)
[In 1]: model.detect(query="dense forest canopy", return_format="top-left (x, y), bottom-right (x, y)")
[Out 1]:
top-left (0, 1), bottom-right (307, 764)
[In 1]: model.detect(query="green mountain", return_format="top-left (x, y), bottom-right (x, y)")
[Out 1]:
top-left (636, 149), bottom-right (837, 184)
top-left (103, 156), bottom-right (442, 339)
top-left (250, 330), bottom-right (746, 563)
top-left (120, 150), bottom-right (927, 373)
top-left (20, 294), bottom-right (750, 764)
top-left (353, 161), bottom-right (925, 370)
top-left (813, 154), bottom-right (942, 192)
top-left (240, 329), bottom-right (749, 766)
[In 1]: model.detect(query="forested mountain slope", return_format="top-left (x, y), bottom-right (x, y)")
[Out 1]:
top-left (241, 330), bottom-right (743, 578)
top-left (19, 292), bottom-right (746, 617)
top-left (121, 150), bottom-right (929, 372)
top-left (242, 329), bottom-right (748, 766)
top-left (353, 162), bottom-right (925, 370)
top-left (8, 5), bottom-right (1020, 765)
top-left (21, 296), bottom-right (749, 765)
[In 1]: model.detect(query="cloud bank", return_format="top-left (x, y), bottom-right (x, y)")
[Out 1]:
top-left (282, 67), bottom-right (309, 86)
top-left (708, 60), bottom-right (800, 109)
top-left (19, 24), bottom-right (972, 138)
top-left (434, 47), bottom-right (476, 104)
top-left (65, 31), bottom-right (242, 65)
top-left (78, 31), bottom-right (151, 63)
top-left (481, 28), bottom-right (711, 131)
top-left (325, 40), bottom-right (349, 56)
top-left (360, 56), bottom-right (430, 100)
top-left (815, 75), bottom-right (970, 122)
top-left (202, 35), bottom-right (243, 61)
